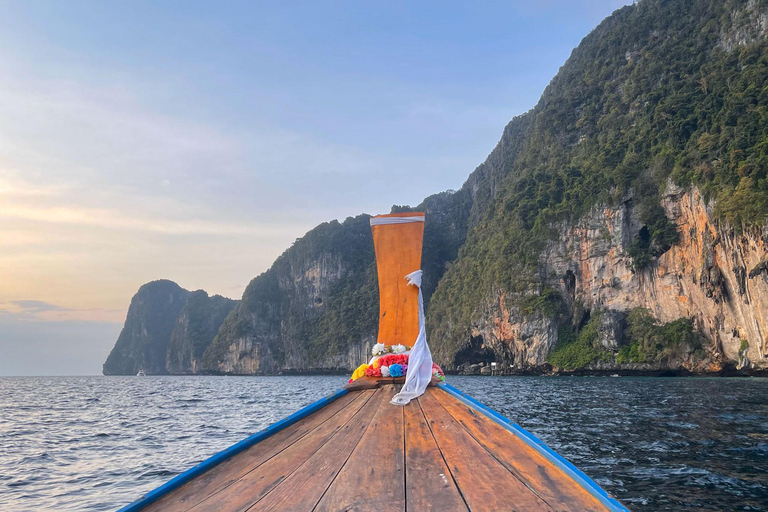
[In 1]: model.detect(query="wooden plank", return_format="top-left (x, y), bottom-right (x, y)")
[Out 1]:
top-left (185, 389), bottom-right (378, 512)
top-left (431, 388), bottom-right (610, 512)
top-left (371, 212), bottom-right (424, 346)
top-left (145, 390), bottom-right (365, 512)
top-left (404, 396), bottom-right (469, 511)
top-left (247, 386), bottom-right (389, 512)
top-left (418, 391), bottom-right (554, 512)
top-left (313, 384), bottom-right (405, 512)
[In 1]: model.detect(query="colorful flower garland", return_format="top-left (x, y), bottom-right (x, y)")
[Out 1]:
top-left (349, 344), bottom-right (445, 383)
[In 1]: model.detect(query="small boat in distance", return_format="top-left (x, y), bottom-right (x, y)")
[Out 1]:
top-left (136, 370), bottom-right (146, 377)
top-left (116, 212), bottom-right (628, 512)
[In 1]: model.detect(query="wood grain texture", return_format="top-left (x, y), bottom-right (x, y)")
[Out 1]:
top-left (185, 389), bottom-right (377, 512)
top-left (370, 212), bottom-right (424, 346)
top-left (418, 391), bottom-right (555, 512)
top-left (144, 390), bottom-right (364, 512)
top-left (404, 397), bottom-right (469, 511)
top-left (248, 387), bottom-right (389, 512)
top-left (431, 388), bottom-right (610, 512)
top-left (313, 384), bottom-right (405, 512)
top-left (136, 386), bottom-right (617, 512)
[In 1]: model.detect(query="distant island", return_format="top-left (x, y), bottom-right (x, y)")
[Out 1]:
top-left (104, 0), bottom-right (768, 377)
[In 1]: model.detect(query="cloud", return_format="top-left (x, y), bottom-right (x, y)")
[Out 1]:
top-left (9, 300), bottom-right (69, 314)
top-left (0, 69), bottom-right (393, 214)
top-left (0, 199), bottom-right (307, 236)
top-left (0, 174), bottom-right (65, 197)
top-left (0, 300), bottom-right (125, 323)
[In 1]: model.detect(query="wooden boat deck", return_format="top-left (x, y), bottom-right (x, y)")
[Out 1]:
top-left (138, 384), bottom-right (620, 512)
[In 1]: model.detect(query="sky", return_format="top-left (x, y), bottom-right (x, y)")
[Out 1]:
top-left (0, 0), bottom-right (632, 376)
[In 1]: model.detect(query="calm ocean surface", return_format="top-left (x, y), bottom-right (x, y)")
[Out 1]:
top-left (1, 375), bottom-right (766, 511)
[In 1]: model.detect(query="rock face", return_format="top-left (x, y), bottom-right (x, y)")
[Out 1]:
top-left (166, 291), bottom-right (238, 374)
top-left (718, 0), bottom-right (768, 51)
top-left (426, 0), bottom-right (768, 374)
top-left (654, 186), bottom-right (768, 367)
top-left (105, 0), bottom-right (768, 376)
top-left (102, 281), bottom-right (238, 375)
top-left (463, 185), bottom-right (768, 372)
top-left (198, 193), bottom-right (473, 376)
top-left (103, 280), bottom-right (191, 375)
top-left (201, 216), bottom-right (378, 375)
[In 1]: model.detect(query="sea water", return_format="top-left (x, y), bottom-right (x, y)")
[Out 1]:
top-left (0, 375), bottom-right (766, 511)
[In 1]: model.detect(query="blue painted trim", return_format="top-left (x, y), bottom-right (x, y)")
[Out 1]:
top-left (115, 387), bottom-right (349, 512)
top-left (438, 383), bottom-right (629, 512)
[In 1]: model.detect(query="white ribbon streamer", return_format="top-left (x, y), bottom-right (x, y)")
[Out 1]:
top-left (369, 216), bottom-right (425, 226)
top-left (391, 269), bottom-right (433, 406)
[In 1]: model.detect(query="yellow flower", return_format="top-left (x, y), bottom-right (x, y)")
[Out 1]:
top-left (350, 364), bottom-right (369, 381)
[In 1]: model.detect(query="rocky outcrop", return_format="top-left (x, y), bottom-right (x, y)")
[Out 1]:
top-left (461, 294), bottom-right (558, 371)
top-left (718, 0), bottom-right (768, 51)
top-left (200, 215), bottom-right (379, 375)
top-left (102, 281), bottom-right (238, 375)
top-left (166, 291), bottom-right (238, 374)
top-left (426, 0), bottom-right (768, 373)
top-left (654, 186), bottom-right (768, 367)
top-left (463, 184), bottom-right (768, 372)
top-left (103, 280), bottom-right (191, 375)
top-left (199, 191), bottom-right (476, 375)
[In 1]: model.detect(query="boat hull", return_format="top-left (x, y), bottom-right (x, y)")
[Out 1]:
top-left (117, 384), bottom-right (628, 512)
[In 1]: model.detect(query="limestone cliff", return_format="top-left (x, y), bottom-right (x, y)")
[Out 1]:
top-left (199, 194), bottom-right (472, 375)
top-left (656, 186), bottom-right (768, 369)
top-left (103, 280), bottom-right (191, 375)
top-left (102, 281), bottom-right (238, 375)
top-left (166, 291), bottom-right (238, 374)
top-left (427, 0), bottom-right (768, 374)
top-left (460, 184), bottom-right (768, 373)
top-left (105, 0), bottom-right (768, 376)
top-left (201, 215), bottom-right (378, 375)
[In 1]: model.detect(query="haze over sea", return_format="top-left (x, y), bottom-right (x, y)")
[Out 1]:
top-left (1, 376), bottom-right (766, 511)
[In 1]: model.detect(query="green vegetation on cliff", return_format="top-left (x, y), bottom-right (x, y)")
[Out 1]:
top-left (548, 315), bottom-right (611, 371)
top-left (548, 307), bottom-right (705, 371)
top-left (617, 308), bottom-right (705, 364)
top-left (167, 291), bottom-right (237, 374)
top-left (202, 215), bottom-right (377, 372)
top-left (428, 0), bottom-right (768, 365)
